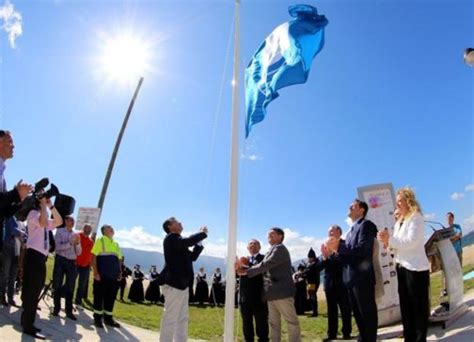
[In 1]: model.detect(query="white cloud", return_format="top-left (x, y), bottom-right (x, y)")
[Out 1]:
top-left (465, 215), bottom-right (474, 225)
top-left (113, 226), bottom-right (326, 262)
top-left (424, 213), bottom-right (436, 220)
top-left (114, 226), bottom-right (164, 253)
top-left (0, 0), bottom-right (22, 48)
top-left (240, 153), bottom-right (262, 161)
top-left (450, 192), bottom-right (465, 201)
top-left (280, 228), bottom-right (326, 261)
top-left (465, 183), bottom-right (474, 192)
top-left (206, 228), bottom-right (326, 261)
top-left (463, 215), bottom-right (474, 234)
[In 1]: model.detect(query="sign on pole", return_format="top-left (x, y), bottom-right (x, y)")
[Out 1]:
top-left (76, 207), bottom-right (102, 233)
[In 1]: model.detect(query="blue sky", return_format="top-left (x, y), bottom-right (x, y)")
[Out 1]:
top-left (1, 0), bottom-right (473, 260)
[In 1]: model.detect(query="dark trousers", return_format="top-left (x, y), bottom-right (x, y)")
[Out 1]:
top-left (75, 266), bottom-right (90, 304)
top-left (118, 279), bottom-right (126, 300)
top-left (52, 255), bottom-right (77, 314)
top-left (240, 301), bottom-right (269, 342)
top-left (0, 245), bottom-right (19, 301)
top-left (397, 265), bottom-right (429, 342)
top-left (347, 284), bottom-right (377, 342)
top-left (325, 284), bottom-right (352, 338)
top-left (93, 278), bottom-right (119, 320)
top-left (21, 249), bottom-right (47, 333)
top-left (308, 282), bottom-right (320, 315)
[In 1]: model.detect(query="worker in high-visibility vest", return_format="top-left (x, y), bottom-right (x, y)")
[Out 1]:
top-left (91, 224), bottom-right (122, 328)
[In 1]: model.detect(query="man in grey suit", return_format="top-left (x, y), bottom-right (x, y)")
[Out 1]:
top-left (237, 228), bottom-right (301, 342)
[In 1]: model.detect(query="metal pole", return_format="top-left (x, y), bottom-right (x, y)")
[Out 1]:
top-left (223, 1), bottom-right (240, 341)
top-left (96, 77), bottom-right (144, 227)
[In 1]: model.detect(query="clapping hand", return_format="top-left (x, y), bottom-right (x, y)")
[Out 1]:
top-left (235, 257), bottom-right (248, 276)
top-left (377, 228), bottom-right (390, 248)
top-left (325, 236), bottom-right (340, 253)
top-left (320, 243), bottom-right (330, 260)
top-left (72, 234), bottom-right (80, 245)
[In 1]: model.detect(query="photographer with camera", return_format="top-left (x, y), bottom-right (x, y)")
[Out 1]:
top-left (21, 194), bottom-right (63, 339)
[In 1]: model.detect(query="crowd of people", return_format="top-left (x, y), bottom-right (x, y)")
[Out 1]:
top-left (0, 129), bottom-right (466, 342)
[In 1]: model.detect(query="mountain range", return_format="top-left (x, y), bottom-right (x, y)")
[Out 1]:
top-left (121, 247), bottom-right (225, 275)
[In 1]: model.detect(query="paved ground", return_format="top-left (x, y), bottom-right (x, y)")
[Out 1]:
top-left (377, 290), bottom-right (474, 341)
top-left (0, 291), bottom-right (472, 341)
top-left (0, 294), bottom-right (206, 341)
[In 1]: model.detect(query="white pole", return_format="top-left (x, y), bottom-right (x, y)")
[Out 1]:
top-left (223, 0), bottom-right (240, 341)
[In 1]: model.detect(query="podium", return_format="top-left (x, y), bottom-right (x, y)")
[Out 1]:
top-left (424, 228), bottom-right (467, 328)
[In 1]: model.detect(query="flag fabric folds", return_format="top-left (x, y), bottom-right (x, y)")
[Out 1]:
top-left (244, 4), bottom-right (328, 137)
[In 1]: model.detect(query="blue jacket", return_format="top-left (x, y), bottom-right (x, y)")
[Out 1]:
top-left (337, 218), bottom-right (377, 288)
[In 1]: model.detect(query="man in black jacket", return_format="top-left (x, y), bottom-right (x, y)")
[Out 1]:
top-left (0, 131), bottom-right (31, 242)
top-left (325, 199), bottom-right (378, 342)
top-left (0, 130), bottom-right (31, 287)
top-left (239, 239), bottom-right (268, 342)
top-left (320, 225), bottom-right (352, 340)
top-left (159, 217), bottom-right (208, 342)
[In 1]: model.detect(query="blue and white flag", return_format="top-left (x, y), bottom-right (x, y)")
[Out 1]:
top-left (245, 4), bottom-right (328, 137)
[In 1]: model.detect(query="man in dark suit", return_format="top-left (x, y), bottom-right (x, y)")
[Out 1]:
top-left (239, 239), bottom-right (268, 342)
top-left (0, 130), bottom-right (32, 248)
top-left (319, 225), bottom-right (352, 341)
top-left (159, 217), bottom-right (208, 342)
top-left (0, 130), bottom-right (32, 308)
top-left (325, 199), bottom-right (378, 342)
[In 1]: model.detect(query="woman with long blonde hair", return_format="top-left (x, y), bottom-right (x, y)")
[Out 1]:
top-left (378, 187), bottom-right (430, 342)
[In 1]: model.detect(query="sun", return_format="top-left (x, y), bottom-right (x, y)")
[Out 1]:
top-left (98, 33), bottom-right (151, 84)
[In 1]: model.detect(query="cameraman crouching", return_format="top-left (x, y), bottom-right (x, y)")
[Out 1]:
top-left (21, 197), bottom-right (62, 339)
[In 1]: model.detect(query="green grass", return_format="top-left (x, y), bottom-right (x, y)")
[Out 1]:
top-left (44, 258), bottom-right (474, 341)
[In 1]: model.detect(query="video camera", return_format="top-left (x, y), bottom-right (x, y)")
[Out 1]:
top-left (15, 178), bottom-right (60, 221)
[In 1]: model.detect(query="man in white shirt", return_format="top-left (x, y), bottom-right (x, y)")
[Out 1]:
top-left (21, 197), bottom-right (63, 339)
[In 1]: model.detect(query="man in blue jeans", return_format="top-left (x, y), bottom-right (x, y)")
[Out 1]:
top-left (0, 217), bottom-right (25, 306)
top-left (52, 216), bottom-right (82, 320)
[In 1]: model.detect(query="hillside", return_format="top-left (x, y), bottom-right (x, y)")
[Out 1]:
top-left (121, 247), bottom-right (225, 274)
top-left (463, 230), bottom-right (474, 247)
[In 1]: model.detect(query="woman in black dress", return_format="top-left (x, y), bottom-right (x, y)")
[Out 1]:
top-left (128, 265), bottom-right (145, 303)
top-left (210, 268), bottom-right (225, 306)
top-left (145, 265), bottom-right (161, 304)
top-left (194, 267), bottom-right (209, 305)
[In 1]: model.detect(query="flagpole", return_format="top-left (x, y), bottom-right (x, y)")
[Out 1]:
top-left (223, 0), bottom-right (240, 341)
top-left (96, 76), bottom-right (144, 231)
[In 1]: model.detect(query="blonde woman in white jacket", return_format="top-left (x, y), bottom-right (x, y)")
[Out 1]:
top-left (378, 187), bottom-right (429, 342)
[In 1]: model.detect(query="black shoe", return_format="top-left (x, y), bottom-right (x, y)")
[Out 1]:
top-left (51, 310), bottom-right (60, 317)
top-left (34, 327), bottom-right (42, 332)
top-left (66, 313), bottom-right (77, 321)
top-left (24, 330), bottom-right (46, 340)
top-left (342, 335), bottom-right (352, 340)
top-left (94, 320), bottom-right (104, 328)
top-left (104, 318), bottom-right (121, 328)
top-left (0, 297), bottom-right (8, 306)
